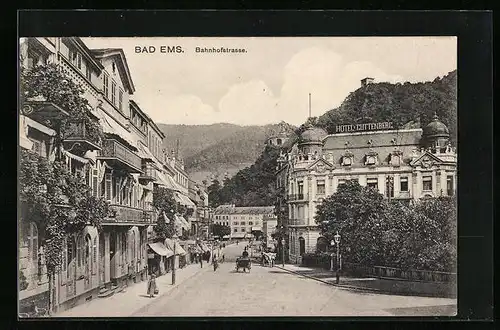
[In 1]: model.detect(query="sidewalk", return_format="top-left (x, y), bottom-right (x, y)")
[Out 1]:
top-left (55, 262), bottom-right (210, 317)
top-left (275, 264), bottom-right (457, 299)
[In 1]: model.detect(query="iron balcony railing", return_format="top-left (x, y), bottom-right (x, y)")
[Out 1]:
top-left (105, 204), bottom-right (154, 224)
top-left (288, 218), bottom-right (307, 226)
top-left (64, 121), bottom-right (101, 146)
top-left (100, 139), bottom-right (142, 172)
top-left (139, 164), bottom-right (158, 180)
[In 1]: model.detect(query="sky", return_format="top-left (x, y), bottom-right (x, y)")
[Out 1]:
top-left (82, 37), bottom-right (456, 126)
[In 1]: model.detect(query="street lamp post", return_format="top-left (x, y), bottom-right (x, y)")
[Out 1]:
top-left (172, 233), bottom-right (178, 285)
top-left (330, 239), bottom-right (335, 271)
top-left (334, 231), bottom-right (341, 284)
top-left (281, 238), bottom-right (285, 267)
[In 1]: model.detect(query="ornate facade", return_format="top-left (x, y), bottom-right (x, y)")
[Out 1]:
top-left (276, 115), bottom-right (457, 264)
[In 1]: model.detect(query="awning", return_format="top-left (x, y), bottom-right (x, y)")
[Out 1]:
top-left (174, 215), bottom-right (190, 231)
top-left (147, 242), bottom-right (174, 257)
top-left (222, 235), bottom-right (230, 239)
top-left (175, 192), bottom-right (196, 207)
top-left (164, 238), bottom-right (187, 255)
top-left (156, 171), bottom-right (177, 190)
top-left (64, 150), bottom-right (89, 164)
top-left (23, 116), bottom-right (56, 136)
top-left (96, 107), bottom-right (137, 148)
top-left (232, 233), bottom-right (247, 239)
top-left (198, 242), bottom-right (210, 252)
top-left (251, 227), bottom-right (262, 232)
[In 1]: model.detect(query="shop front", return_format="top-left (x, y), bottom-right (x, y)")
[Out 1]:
top-left (147, 242), bottom-right (174, 276)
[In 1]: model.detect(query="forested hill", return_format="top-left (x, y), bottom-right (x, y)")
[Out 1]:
top-left (315, 70), bottom-right (457, 143)
top-left (209, 70), bottom-right (457, 208)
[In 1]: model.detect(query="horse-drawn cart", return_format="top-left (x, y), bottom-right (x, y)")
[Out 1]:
top-left (235, 257), bottom-right (252, 272)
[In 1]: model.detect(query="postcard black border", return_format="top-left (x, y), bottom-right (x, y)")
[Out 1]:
top-left (12, 9), bottom-right (493, 330)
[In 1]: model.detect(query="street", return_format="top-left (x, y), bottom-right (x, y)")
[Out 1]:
top-left (133, 243), bottom-right (456, 317)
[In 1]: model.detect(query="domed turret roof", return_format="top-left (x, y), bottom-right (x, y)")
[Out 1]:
top-left (300, 125), bottom-right (328, 144)
top-left (423, 113), bottom-right (450, 137)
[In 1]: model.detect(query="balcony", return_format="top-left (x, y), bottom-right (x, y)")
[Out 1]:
top-left (63, 121), bottom-right (102, 153)
top-left (139, 164), bottom-right (158, 182)
top-left (288, 218), bottom-right (307, 226)
top-left (288, 193), bottom-right (308, 202)
top-left (98, 139), bottom-right (142, 173)
top-left (104, 204), bottom-right (154, 225)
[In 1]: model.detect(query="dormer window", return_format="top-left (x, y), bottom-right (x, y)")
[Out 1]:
top-left (112, 62), bottom-right (116, 73)
top-left (342, 156), bottom-right (352, 166)
top-left (366, 155), bottom-right (377, 165)
top-left (390, 150), bottom-right (403, 167)
top-left (364, 151), bottom-right (378, 166)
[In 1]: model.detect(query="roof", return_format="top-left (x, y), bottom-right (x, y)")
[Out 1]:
top-left (214, 205), bottom-right (274, 215)
top-left (423, 114), bottom-right (450, 137)
top-left (323, 129), bottom-right (422, 150)
top-left (300, 126), bottom-right (328, 144)
top-left (68, 38), bottom-right (104, 72)
top-left (91, 48), bottom-right (135, 93)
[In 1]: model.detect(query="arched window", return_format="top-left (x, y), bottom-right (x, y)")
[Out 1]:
top-left (67, 236), bottom-right (75, 279)
top-left (299, 237), bottom-right (306, 256)
top-left (84, 234), bottom-right (91, 276)
top-left (130, 232), bottom-right (136, 272)
top-left (76, 235), bottom-right (84, 272)
top-left (121, 232), bottom-right (127, 269)
top-left (93, 237), bottom-right (97, 275)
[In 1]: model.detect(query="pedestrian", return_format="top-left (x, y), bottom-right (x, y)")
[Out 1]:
top-left (147, 274), bottom-right (157, 298)
top-left (222, 254), bottom-right (225, 263)
top-left (200, 255), bottom-right (203, 268)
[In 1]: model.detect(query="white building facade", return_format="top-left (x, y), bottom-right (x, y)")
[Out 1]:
top-left (276, 116), bottom-right (457, 264)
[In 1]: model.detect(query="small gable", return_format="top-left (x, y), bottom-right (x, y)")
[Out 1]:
top-left (410, 151), bottom-right (444, 168)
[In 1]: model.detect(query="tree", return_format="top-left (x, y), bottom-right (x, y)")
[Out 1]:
top-left (210, 223), bottom-right (231, 237)
top-left (20, 63), bottom-right (104, 146)
top-left (207, 179), bottom-right (223, 208)
top-left (19, 149), bottom-right (110, 313)
top-left (315, 180), bottom-right (390, 266)
top-left (152, 186), bottom-right (177, 241)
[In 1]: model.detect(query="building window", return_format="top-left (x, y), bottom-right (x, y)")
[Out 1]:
top-left (241, 228), bottom-right (246, 232)
top-left (103, 74), bottom-right (109, 99)
top-left (111, 81), bottom-right (117, 105)
top-left (299, 237), bottom-right (306, 256)
top-left (249, 221), bottom-right (253, 226)
top-left (24, 222), bottom-right (39, 283)
top-left (400, 177), bottom-right (409, 192)
top-left (234, 228), bottom-right (238, 232)
top-left (342, 156), bottom-right (352, 166)
top-left (77, 53), bottom-right (82, 70)
top-left (85, 234), bottom-right (91, 276)
top-left (70, 49), bottom-right (78, 66)
top-left (366, 178), bottom-right (378, 190)
top-left (76, 235), bottom-right (84, 274)
top-left (316, 180), bottom-right (325, 195)
top-left (30, 139), bottom-right (46, 158)
top-left (447, 176), bottom-right (454, 196)
top-left (422, 176), bottom-right (433, 191)
top-left (298, 181), bottom-right (304, 196)
top-left (277, 139), bottom-right (282, 145)
top-left (337, 179), bottom-right (346, 188)
top-left (86, 65), bottom-right (92, 81)
top-left (233, 222), bottom-right (238, 225)
top-left (365, 155), bottom-right (377, 165)
top-left (241, 222), bottom-right (246, 226)
top-left (118, 89), bottom-right (123, 111)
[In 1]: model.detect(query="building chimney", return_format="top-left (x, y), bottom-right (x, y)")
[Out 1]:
top-left (361, 77), bottom-right (375, 87)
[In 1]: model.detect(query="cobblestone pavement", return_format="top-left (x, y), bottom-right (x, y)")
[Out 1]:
top-left (134, 244), bottom-right (457, 317)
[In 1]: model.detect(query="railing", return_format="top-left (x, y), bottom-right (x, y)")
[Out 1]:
top-left (100, 139), bottom-right (142, 171)
top-left (140, 164), bottom-right (158, 180)
top-left (288, 218), bottom-right (307, 226)
top-left (64, 121), bottom-right (101, 146)
top-left (342, 262), bottom-right (456, 283)
top-left (288, 193), bottom-right (308, 201)
top-left (105, 204), bottom-right (154, 224)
